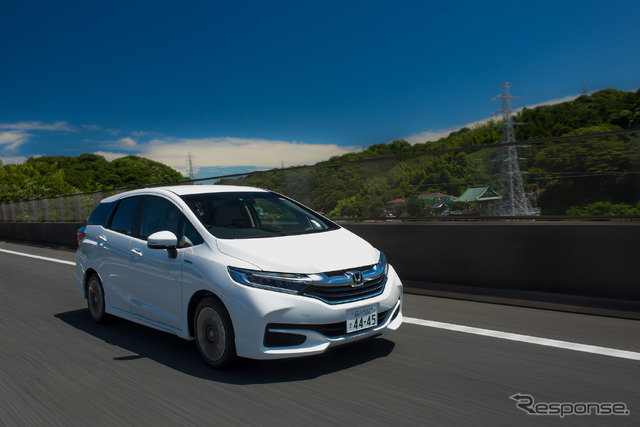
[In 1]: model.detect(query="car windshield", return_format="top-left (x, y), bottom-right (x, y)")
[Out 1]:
top-left (180, 191), bottom-right (339, 239)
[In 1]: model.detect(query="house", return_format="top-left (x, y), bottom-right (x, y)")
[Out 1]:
top-left (456, 186), bottom-right (502, 202)
top-left (454, 186), bottom-right (502, 214)
top-left (385, 198), bottom-right (406, 216)
top-left (418, 192), bottom-right (457, 209)
top-left (417, 192), bottom-right (457, 202)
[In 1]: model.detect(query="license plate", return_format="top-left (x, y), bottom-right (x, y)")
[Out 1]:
top-left (347, 304), bottom-right (378, 333)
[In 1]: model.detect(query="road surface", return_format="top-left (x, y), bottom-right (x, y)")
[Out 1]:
top-left (1, 241), bottom-right (638, 426)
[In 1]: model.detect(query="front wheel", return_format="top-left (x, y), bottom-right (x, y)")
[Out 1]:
top-left (194, 297), bottom-right (236, 369)
top-left (86, 274), bottom-right (108, 324)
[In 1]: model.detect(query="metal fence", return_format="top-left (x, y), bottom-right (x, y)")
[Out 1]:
top-left (1, 130), bottom-right (639, 222)
top-left (0, 189), bottom-right (120, 222)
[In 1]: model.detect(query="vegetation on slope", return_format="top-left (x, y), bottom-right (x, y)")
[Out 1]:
top-left (224, 89), bottom-right (639, 216)
top-left (0, 154), bottom-right (184, 202)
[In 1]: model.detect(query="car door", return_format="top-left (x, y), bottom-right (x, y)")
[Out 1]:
top-left (98, 195), bottom-right (143, 314)
top-left (126, 196), bottom-right (185, 331)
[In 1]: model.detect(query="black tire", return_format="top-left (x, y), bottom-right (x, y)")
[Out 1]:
top-left (194, 297), bottom-right (236, 369)
top-left (86, 274), bottom-right (108, 324)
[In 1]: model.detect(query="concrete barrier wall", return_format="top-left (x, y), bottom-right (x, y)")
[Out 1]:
top-left (342, 222), bottom-right (640, 301)
top-left (1, 221), bottom-right (638, 301)
top-left (0, 222), bottom-right (82, 248)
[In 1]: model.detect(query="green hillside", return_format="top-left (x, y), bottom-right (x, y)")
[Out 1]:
top-left (223, 88), bottom-right (640, 216)
top-left (0, 154), bottom-right (184, 202)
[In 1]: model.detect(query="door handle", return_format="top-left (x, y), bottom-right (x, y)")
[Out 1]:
top-left (130, 248), bottom-right (143, 257)
top-left (98, 235), bottom-right (107, 242)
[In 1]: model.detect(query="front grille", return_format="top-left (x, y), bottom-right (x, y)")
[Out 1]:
top-left (322, 263), bottom-right (375, 277)
top-left (302, 275), bottom-right (386, 304)
top-left (299, 257), bottom-right (388, 304)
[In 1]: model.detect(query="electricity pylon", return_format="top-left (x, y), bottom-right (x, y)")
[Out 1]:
top-left (187, 153), bottom-right (196, 180)
top-left (493, 82), bottom-right (533, 216)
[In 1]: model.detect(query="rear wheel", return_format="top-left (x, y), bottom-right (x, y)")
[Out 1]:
top-left (194, 297), bottom-right (236, 369)
top-left (86, 274), bottom-right (108, 324)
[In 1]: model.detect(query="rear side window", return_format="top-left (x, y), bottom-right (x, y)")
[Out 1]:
top-left (87, 201), bottom-right (116, 226)
top-left (109, 196), bottom-right (143, 235)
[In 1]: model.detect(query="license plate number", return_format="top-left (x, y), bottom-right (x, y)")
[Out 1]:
top-left (347, 304), bottom-right (378, 333)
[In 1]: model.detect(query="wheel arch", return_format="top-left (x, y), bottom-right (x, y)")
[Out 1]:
top-left (187, 290), bottom-right (229, 339)
top-left (83, 268), bottom-right (101, 297)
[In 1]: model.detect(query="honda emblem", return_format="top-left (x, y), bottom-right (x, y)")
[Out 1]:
top-left (345, 271), bottom-right (364, 287)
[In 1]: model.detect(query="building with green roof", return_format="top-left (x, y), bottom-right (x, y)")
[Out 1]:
top-left (454, 186), bottom-right (502, 214)
top-left (456, 186), bottom-right (502, 202)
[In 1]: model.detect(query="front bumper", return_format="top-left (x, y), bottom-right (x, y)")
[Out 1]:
top-left (224, 265), bottom-right (403, 360)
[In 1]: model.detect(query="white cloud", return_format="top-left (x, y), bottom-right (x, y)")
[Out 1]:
top-left (404, 116), bottom-right (498, 144)
top-left (404, 129), bottom-right (457, 144)
top-left (118, 137), bottom-right (138, 148)
top-left (403, 94), bottom-right (582, 144)
top-left (524, 94), bottom-right (580, 109)
top-left (131, 130), bottom-right (156, 138)
top-left (0, 130), bottom-right (31, 150)
top-left (0, 155), bottom-right (28, 164)
top-left (2, 92), bottom-right (586, 171)
top-left (136, 137), bottom-right (358, 175)
top-left (92, 151), bottom-right (130, 162)
top-left (0, 121), bottom-right (76, 152)
top-left (99, 136), bottom-right (140, 151)
top-left (0, 121), bottom-right (74, 132)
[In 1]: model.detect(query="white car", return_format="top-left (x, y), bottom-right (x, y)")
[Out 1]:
top-left (75, 185), bottom-right (403, 368)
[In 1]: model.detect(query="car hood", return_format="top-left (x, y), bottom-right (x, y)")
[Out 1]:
top-left (215, 228), bottom-right (379, 273)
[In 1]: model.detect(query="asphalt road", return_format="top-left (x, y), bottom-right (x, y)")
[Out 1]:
top-left (1, 241), bottom-right (639, 426)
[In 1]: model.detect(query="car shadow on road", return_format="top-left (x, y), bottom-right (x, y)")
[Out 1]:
top-left (56, 309), bottom-right (396, 385)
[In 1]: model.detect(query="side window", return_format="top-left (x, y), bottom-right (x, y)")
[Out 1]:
top-left (140, 196), bottom-right (182, 239)
top-left (180, 219), bottom-right (204, 248)
top-left (140, 196), bottom-right (204, 247)
top-left (109, 197), bottom-right (143, 235)
top-left (87, 201), bottom-right (116, 226)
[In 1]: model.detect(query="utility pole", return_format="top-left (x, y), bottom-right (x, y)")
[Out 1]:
top-left (493, 82), bottom-right (533, 216)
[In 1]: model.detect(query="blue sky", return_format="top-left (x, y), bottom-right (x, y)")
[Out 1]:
top-left (1, 0), bottom-right (639, 178)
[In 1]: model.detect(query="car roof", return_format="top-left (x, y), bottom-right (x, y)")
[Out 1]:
top-left (100, 185), bottom-right (269, 203)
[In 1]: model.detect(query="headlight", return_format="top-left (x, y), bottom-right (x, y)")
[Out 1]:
top-left (377, 252), bottom-right (389, 277)
top-left (228, 267), bottom-right (312, 294)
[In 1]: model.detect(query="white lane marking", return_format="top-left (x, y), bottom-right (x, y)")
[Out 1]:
top-left (0, 248), bottom-right (76, 266)
top-left (405, 317), bottom-right (640, 361)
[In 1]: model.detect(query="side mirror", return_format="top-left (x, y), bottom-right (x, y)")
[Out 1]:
top-left (147, 231), bottom-right (178, 258)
